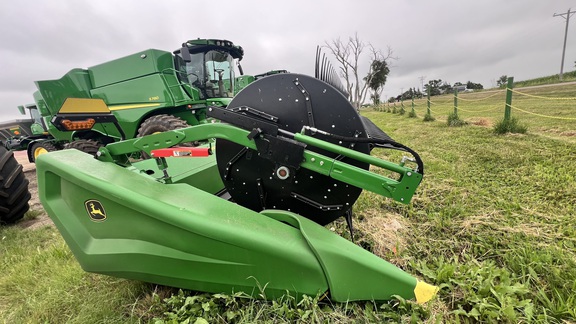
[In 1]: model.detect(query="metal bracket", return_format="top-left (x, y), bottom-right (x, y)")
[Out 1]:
top-left (290, 192), bottom-right (343, 211)
top-left (254, 135), bottom-right (305, 170)
top-left (207, 106), bottom-right (278, 136)
top-left (154, 157), bottom-right (172, 184)
top-left (256, 178), bottom-right (266, 209)
top-left (293, 78), bottom-right (315, 127)
top-left (229, 106), bottom-right (279, 123)
top-left (224, 147), bottom-right (248, 180)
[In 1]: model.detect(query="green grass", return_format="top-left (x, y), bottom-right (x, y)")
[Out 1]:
top-left (1, 82), bottom-right (575, 322)
top-left (0, 226), bottom-right (154, 323)
top-left (513, 70), bottom-right (576, 88)
top-left (22, 209), bottom-right (43, 221)
top-left (363, 110), bottom-right (576, 322)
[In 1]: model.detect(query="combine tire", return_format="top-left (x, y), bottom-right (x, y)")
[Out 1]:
top-left (65, 139), bottom-right (102, 157)
top-left (137, 114), bottom-right (190, 137)
top-left (0, 146), bottom-right (30, 224)
top-left (30, 141), bottom-right (57, 162)
top-left (137, 115), bottom-right (192, 158)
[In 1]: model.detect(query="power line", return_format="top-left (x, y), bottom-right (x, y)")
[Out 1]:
top-left (553, 8), bottom-right (575, 81)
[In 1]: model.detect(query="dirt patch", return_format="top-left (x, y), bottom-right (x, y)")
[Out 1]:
top-left (19, 169), bottom-right (53, 229)
top-left (540, 128), bottom-right (576, 137)
top-left (560, 130), bottom-right (576, 137)
top-left (467, 117), bottom-right (493, 127)
top-left (13, 151), bottom-right (53, 229)
top-left (13, 150), bottom-right (34, 172)
top-left (355, 209), bottom-right (409, 266)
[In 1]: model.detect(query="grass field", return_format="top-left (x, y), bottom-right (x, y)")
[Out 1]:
top-left (1, 84), bottom-right (575, 323)
top-left (513, 70), bottom-right (576, 88)
top-left (380, 82), bottom-right (576, 141)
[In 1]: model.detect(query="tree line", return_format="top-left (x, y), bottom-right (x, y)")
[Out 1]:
top-left (323, 34), bottom-right (485, 106)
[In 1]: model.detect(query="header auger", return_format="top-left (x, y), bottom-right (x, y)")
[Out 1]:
top-left (36, 71), bottom-right (437, 304)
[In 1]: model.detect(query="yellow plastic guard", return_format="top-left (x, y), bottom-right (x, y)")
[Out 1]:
top-left (59, 98), bottom-right (110, 114)
top-left (414, 281), bottom-right (439, 304)
top-left (108, 103), bottom-right (160, 111)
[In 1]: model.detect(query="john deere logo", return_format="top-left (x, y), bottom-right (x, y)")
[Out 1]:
top-left (85, 200), bottom-right (107, 222)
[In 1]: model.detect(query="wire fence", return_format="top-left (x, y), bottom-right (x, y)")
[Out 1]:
top-left (373, 77), bottom-right (576, 132)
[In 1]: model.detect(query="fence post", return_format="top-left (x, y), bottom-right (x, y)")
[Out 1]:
top-left (453, 88), bottom-right (458, 116)
top-left (427, 91), bottom-right (431, 116)
top-left (411, 97), bottom-right (415, 114)
top-left (504, 77), bottom-right (514, 120)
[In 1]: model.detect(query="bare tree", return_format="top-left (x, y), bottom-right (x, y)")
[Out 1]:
top-left (325, 33), bottom-right (394, 109)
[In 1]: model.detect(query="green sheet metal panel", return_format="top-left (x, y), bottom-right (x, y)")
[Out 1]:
top-left (88, 49), bottom-right (173, 88)
top-left (34, 68), bottom-right (93, 116)
top-left (37, 150), bottom-right (329, 299)
top-left (130, 155), bottom-right (225, 195)
top-left (90, 74), bottom-right (173, 107)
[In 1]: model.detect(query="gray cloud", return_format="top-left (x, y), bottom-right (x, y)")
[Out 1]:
top-left (1, 0), bottom-right (574, 120)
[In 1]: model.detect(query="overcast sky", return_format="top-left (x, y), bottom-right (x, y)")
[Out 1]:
top-left (1, 0), bottom-right (574, 121)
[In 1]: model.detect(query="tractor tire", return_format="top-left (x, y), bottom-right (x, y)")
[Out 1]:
top-left (65, 139), bottom-right (102, 157)
top-left (30, 141), bottom-right (57, 162)
top-left (0, 146), bottom-right (31, 225)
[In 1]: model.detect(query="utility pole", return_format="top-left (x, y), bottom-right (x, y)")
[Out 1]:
top-left (554, 8), bottom-right (575, 81)
top-left (419, 76), bottom-right (426, 97)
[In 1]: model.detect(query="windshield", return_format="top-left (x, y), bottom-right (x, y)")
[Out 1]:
top-left (177, 50), bottom-right (236, 99)
top-left (29, 107), bottom-right (42, 125)
top-left (203, 50), bottom-right (235, 98)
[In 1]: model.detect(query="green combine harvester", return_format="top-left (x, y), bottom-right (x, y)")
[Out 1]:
top-left (1, 46), bottom-right (438, 305)
top-left (6, 39), bottom-right (254, 162)
top-left (0, 104), bottom-right (50, 152)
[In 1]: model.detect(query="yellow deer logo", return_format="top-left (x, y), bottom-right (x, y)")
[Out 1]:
top-left (85, 200), bottom-right (107, 221)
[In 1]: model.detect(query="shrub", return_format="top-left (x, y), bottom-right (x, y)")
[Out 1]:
top-left (447, 112), bottom-right (467, 127)
top-left (423, 113), bottom-right (435, 122)
top-left (493, 117), bottom-right (527, 134)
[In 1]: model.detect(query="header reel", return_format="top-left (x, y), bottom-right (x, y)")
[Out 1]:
top-left (211, 73), bottom-right (423, 225)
